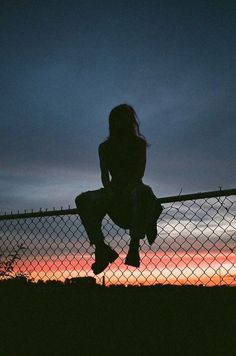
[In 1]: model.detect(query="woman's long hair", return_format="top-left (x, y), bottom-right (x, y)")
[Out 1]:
top-left (107, 104), bottom-right (147, 145)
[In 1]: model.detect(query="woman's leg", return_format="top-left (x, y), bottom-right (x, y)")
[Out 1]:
top-left (75, 189), bottom-right (107, 246)
top-left (75, 188), bottom-right (118, 274)
top-left (125, 184), bottom-right (154, 267)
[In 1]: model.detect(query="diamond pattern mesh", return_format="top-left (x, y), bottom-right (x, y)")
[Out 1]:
top-left (0, 192), bottom-right (235, 286)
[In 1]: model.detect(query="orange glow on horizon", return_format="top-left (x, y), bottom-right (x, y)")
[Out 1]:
top-left (14, 249), bottom-right (236, 287)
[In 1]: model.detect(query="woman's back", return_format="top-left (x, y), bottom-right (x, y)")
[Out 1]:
top-left (75, 103), bottom-right (162, 274)
top-left (99, 136), bottom-right (146, 188)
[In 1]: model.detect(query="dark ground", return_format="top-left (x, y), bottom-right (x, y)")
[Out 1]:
top-left (0, 280), bottom-right (235, 356)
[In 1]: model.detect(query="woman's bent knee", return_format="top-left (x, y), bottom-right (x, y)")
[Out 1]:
top-left (75, 189), bottom-right (107, 217)
top-left (75, 192), bottom-right (90, 213)
top-left (131, 184), bottom-right (153, 200)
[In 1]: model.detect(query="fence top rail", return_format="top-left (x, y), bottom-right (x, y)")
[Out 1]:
top-left (0, 188), bottom-right (235, 221)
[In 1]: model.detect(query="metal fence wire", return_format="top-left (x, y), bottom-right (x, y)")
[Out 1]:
top-left (0, 189), bottom-right (236, 286)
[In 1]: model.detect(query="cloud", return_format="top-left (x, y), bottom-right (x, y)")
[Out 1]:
top-left (0, 0), bottom-right (235, 209)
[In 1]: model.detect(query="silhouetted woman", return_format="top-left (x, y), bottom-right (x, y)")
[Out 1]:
top-left (75, 104), bottom-right (162, 274)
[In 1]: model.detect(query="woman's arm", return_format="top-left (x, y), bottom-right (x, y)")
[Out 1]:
top-left (99, 144), bottom-right (110, 188)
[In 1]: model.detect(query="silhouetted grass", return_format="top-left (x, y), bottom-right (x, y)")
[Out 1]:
top-left (0, 279), bottom-right (235, 356)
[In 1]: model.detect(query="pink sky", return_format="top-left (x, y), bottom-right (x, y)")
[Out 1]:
top-left (15, 249), bottom-right (236, 287)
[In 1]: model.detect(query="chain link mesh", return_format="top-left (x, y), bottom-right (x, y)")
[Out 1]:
top-left (0, 191), bottom-right (235, 286)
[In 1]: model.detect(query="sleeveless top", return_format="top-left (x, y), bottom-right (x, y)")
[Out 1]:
top-left (99, 136), bottom-right (146, 191)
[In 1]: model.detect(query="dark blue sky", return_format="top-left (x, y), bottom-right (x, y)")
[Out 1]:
top-left (0, 0), bottom-right (235, 212)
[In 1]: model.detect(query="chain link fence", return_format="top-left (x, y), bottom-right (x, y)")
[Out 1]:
top-left (0, 189), bottom-right (235, 286)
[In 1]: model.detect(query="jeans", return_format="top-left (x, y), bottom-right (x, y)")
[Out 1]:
top-left (75, 183), bottom-right (160, 245)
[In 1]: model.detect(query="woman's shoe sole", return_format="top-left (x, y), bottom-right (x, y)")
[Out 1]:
top-left (124, 255), bottom-right (140, 268)
top-left (92, 249), bottom-right (119, 275)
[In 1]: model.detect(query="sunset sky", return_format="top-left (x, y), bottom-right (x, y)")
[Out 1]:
top-left (4, 196), bottom-right (236, 286)
top-left (15, 245), bottom-right (236, 286)
top-left (0, 0), bottom-right (236, 213)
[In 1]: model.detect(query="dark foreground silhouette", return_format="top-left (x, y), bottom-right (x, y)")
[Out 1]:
top-left (75, 104), bottom-right (162, 275)
top-left (0, 279), bottom-right (235, 356)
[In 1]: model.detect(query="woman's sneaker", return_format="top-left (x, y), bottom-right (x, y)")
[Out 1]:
top-left (125, 250), bottom-right (140, 268)
top-left (92, 244), bottom-right (119, 275)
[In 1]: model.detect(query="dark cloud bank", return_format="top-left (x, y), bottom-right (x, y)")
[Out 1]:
top-left (0, 0), bottom-right (235, 211)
